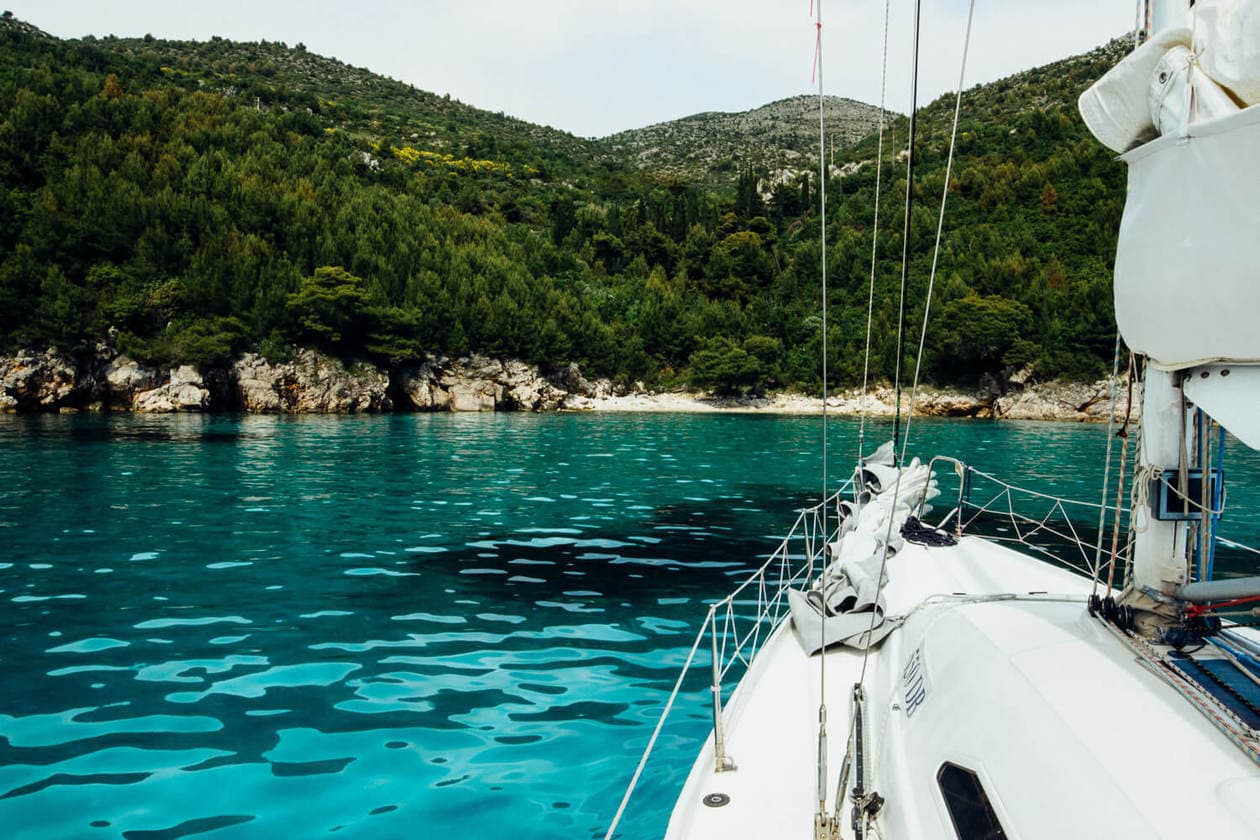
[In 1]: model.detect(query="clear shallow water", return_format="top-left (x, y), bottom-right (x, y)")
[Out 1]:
top-left (1, 413), bottom-right (1258, 839)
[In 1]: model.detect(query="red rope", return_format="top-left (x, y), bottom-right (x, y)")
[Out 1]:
top-left (811, 22), bottom-right (822, 83)
top-left (1186, 593), bottom-right (1260, 618)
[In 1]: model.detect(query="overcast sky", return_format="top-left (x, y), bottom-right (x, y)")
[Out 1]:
top-left (7, 1), bottom-right (1135, 138)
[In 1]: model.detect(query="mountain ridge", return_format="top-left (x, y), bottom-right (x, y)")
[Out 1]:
top-left (600, 94), bottom-right (888, 187)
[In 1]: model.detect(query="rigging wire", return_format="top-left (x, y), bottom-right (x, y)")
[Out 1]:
top-left (856, 0), bottom-right (893, 470)
top-left (860, 0), bottom-right (973, 694)
top-left (890, 0), bottom-right (923, 464)
top-left (898, 0), bottom-right (975, 467)
top-left (812, 0), bottom-right (832, 826)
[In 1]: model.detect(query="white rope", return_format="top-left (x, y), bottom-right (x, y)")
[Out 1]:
top-left (857, 0), bottom-right (893, 466)
top-left (899, 0), bottom-right (975, 467)
top-left (1123, 420), bottom-right (1146, 590)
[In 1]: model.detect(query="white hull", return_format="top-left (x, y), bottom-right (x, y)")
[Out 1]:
top-left (666, 536), bottom-right (1260, 838)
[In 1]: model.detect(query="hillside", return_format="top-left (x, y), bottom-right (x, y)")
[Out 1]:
top-left (600, 95), bottom-right (887, 188)
top-left (811, 37), bottom-right (1132, 382)
top-left (95, 30), bottom-right (603, 179)
top-left (0, 10), bottom-right (1131, 407)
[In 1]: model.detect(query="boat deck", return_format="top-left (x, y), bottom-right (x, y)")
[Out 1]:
top-left (664, 536), bottom-right (1260, 839)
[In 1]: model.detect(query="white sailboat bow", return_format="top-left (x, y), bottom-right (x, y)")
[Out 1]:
top-left (606, 1), bottom-right (1260, 837)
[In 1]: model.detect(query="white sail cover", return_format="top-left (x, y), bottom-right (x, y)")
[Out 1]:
top-left (1114, 105), bottom-right (1260, 368)
top-left (1183, 364), bottom-right (1260, 449)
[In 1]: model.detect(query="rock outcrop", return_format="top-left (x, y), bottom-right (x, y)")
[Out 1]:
top-left (0, 348), bottom-right (78, 410)
top-left (101, 354), bottom-right (159, 409)
top-left (0, 343), bottom-right (1142, 423)
top-left (815, 385), bottom-right (992, 418)
top-left (132, 365), bottom-right (211, 413)
top-left (396, 354), bottom-right (612, 412)
top-left (994, 377), bottom-right (1141, 423)
top-left (231, 351), bottom-right (391, 413)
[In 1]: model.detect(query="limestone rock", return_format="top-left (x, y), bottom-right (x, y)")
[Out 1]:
top-left (396, 355), bottom-right (570, 412)
top-left (916, 390), bottom-right (992, 418)
top-left (994, 377), bottom-right (1139, 422)
top-left (448, 382), bottom-right (497, 412)
top-left (134, 365), bottom-right (211, 412)
top-left (559, 394), bottom-right (595, 411)
top-left (550, 362), bottom-right (594, 397)
top-left (230, 351), bottom-right (391, 413)
top-left (397, 362), bottom-right (450, 411)
top-left (439, 354), bottom-right (502, 412)
top-left (0, 348), bottom-right (79, 409)
top-left (102, 355), bottom-right (159, 408)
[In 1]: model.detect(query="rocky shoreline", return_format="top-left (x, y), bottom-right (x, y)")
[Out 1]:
top-left (0, 345), bottom-right (1139, 423)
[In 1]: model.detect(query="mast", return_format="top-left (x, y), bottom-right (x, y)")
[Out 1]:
top-left (1123, 367), bottom-right (1190, 623)
top-left (1118, 0), bottom-right (1193, 627)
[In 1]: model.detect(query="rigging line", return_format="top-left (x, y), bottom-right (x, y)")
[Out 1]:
top-left (813, 0), bottom-right (831, 822)
top-left (1107, 353), bottom-right (1137, 591)
top-left (891, 0), bottom-right (923, 464)
top-left (898, 0), bottom-right (975, 468)
top-left (1199, 411), bottom-right (1212, 582)
top-left (1218, 537), bottom-right (1260, 558)
top-left (1208, 422), bottom-right (1226, 580)
top-left (860, 0), bottom-right (966, 695)
top-left (852, 10), bottom-right (926, 784)
top-left (856, 0), bottom-right (893, 469)
top-left (602, 613), bottom-right (708, 840)
top-left (1092, 333), bottom-right (1125, 595)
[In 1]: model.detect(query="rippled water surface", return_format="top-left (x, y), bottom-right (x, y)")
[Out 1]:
top-left (2, 413), bottom-right (1258, 839)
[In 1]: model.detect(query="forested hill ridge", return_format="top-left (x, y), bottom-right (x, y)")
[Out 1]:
top-left (93, 25), bottom-right (602, 177)
top-left (601, 95), bottom-right (886, 188)
top-left (0, 10), bottom-right (1129, 413)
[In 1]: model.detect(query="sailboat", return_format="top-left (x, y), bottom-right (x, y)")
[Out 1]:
top-left (606, 0), bottom-right (1260, 837)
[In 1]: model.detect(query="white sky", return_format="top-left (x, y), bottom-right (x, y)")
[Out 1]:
top-left (6, 1), bottom-right (1135, 138)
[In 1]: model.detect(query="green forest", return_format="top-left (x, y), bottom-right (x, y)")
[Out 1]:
top-left (0, 13), bottom-right (1128, 394)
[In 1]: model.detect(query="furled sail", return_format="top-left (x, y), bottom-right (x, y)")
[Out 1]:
top-left (789, 445), bottom-right (940, 654)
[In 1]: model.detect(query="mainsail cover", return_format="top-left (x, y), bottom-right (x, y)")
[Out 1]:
top-left (1114, 106), bottom-right (1260, 368)
top-left (1079, 1), bottom-right (1260, 369)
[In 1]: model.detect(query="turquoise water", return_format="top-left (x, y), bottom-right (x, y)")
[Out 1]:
top-left (1, 413), bottom-right (1258, 839)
